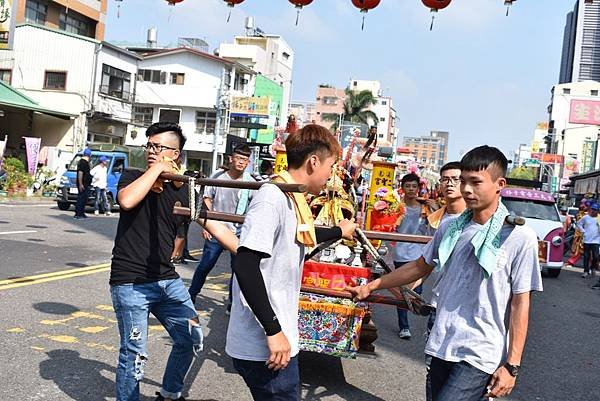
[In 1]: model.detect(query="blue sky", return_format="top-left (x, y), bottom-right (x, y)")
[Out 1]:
top-left (106, 0), bottom-right (575, 160)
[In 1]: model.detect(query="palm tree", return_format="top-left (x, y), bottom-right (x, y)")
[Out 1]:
top-left (322, 89), bottom-right (379, 132)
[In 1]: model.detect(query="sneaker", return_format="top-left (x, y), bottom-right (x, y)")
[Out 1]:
top-left (94, 210), bottom-right (99, 216)
top-left (105, 212), bottom-right (112, 216)
top-left (154, 392), bottom-right (186, 401)
top-left (183, 255), bottom-right (198, 262)
top-left (398, 329), bottom-right (412, 339)
top-left (581, 272), bottom-right (590, 278)
top-left (592, 282), bottom-right (600, 290)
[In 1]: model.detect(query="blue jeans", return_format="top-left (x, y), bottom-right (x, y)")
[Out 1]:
top-left (394, 261), bottom-right (423, 331)
top-left (188, 236), bottom-right (236, 305)
top-left (583, 243), bottom-right (599, 273)
top-left (94, 187), bottom-right (109, 213)
top-left (232, 356), bottom-right (300, 401)
top-left (75, 186), bottom-right (90, 216)
top-left (428, 357), bottom-right (491, 401)
top-left (110, 279), bottom-right (203, 401)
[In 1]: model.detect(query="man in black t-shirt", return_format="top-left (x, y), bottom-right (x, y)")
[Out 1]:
top-left (74, 148), bottom-right (93, 219)
top-left (110, 122), bottom-right (201, 401)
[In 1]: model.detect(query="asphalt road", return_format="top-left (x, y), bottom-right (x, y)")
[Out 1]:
top-left (0, 203), bottom-right (598, 401)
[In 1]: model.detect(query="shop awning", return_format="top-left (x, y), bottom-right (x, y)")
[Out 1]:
top-left (0, 81), bottom-right (77, 120)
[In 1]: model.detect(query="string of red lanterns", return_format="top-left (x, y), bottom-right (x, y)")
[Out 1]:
top-left (289, 0), bottom-right (314, 26)
top-left (421, 0), bottom-right (451, 31)
top-left (350, 0), bottom-right (381, 31)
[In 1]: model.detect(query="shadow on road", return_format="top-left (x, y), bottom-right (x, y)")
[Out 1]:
top-left (33, 301), bottom-right (80, 315)
top-left (39, 349), bottom-right (161, 401)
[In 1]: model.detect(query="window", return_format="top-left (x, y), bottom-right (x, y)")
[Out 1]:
top-left (170, 72), bottom-right (185, 85)
top-left (59, 10), bottom-right (94, 38)
top-left (322, 96), bottom-right (337, 105)
top-left (25, 0), bottom-right (47, 25)
top-left (378, 134), bottom-right (384, 138)
top-left (159, 109), bottom-right (181, 124)
top-left (282, 52), bottom-right (290, 60)
top-left (138, 69), bottom-right (163, 84)
top-left (133, 106), bottom-right (154, 125)
top-left (44, 71), bottom-right (67, 90)
top-left (0, 69), bottom-right (11, 85)
top-left (100, 64), bottom-right (131, 101)
top-left (381, 100), bottom-right (387, 105)
top-left (196, 110), bottom-right (217, 134)
top-left (563, 88), bottom-right (571, 94)
top-left (592, 90), bottom-right (599, 96)
top-left (380, 117), bottom-right (385, 122)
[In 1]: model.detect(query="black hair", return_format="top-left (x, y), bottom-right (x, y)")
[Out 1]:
top-left (440, 161), bottom-right (461, 174)
top-left (259, 159), bottom-right (273, 174)
top-left (146, 121), bottom-right (186, 150)
top-left (460, 145), bottom-right (507, 178)
top-left (401, 173), bottom-right (420, 187)
top-left (233, 143), bottom-right (252, 157)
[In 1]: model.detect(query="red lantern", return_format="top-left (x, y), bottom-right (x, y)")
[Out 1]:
top-left (289, 0), bottom-right (314, 26)
top-left (351, 0), bottom-right (381, 31)
top-left (503, 0), bottom-right (515, 16)
top-left (224, 0), bottom-right (245, 22)
top-left (421, 0), bottom-right (451, 31)
top-left (166, 0), bottom-right (184, 5)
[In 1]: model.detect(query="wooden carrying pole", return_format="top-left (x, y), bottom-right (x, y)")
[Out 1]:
top-left (159, 172), bottom-right (307, 193)
top-left (300, 286), bottom-right (432, 316)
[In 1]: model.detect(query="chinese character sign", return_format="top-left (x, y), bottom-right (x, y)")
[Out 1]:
top-left (230, 96), bottom-right (271, 119)
top-left (569, 99), bottom-right (600, 125)
top-left (0, 0), bottom-right (15, 50)
top-left (368, 161), bottom-right (396, 206)
top-left (24, 137), bottom-right (41, 176)
top-left (274, 150), bottom-right (287, 174)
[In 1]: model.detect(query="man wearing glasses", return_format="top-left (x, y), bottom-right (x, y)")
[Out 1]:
top-left (110, 122), bottom-right (202, 401)
top-left (188, 143), bottom-right (255, 312)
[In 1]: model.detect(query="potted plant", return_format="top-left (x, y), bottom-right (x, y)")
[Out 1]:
top-left (3, 157), bottom-right (34, 196)
top-left (369, 187), bottom-right (405, 232)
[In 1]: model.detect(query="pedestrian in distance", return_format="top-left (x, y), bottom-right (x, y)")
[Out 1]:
top-left (576, 202), bottom-right (600, 278)
top-left (348, 145), bottom-right (543, 401)
top-left (91, 155), bottom-right (111, 216)
top-left (187, 143), bottom-right (255, 310)
top-left (74, 148), bottom-right (93, 219)
top-left (199, 124), bottom-right (357, 401)
top-left (109, 121), bottom-right (202, 401)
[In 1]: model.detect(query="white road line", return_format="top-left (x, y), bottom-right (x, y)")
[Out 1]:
top-left (0, 230), bottom-right (37, 235)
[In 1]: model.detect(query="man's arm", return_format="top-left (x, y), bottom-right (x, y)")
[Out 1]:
top-left (348, 256), bottom-right (434, 300)
top-left (118, 162), bottom-right (172, 211)
top-left (486, 292), bottom-right (531, 398)
top-left (77, 171), bottom-right (84, 191)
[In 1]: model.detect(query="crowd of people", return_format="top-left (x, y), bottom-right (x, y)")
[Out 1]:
top-left (106, 121), bottom-right (544, 401)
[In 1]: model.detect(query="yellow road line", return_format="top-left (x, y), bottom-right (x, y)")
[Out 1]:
top-left (0, 250), bottom-right (202, 291)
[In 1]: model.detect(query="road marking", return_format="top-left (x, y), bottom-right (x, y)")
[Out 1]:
top-left (0, 230), bottom-right (37, 235)
top-left (0, 249), bottom-right (202, 290)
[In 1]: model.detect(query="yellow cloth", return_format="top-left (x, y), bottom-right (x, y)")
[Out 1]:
top-left (151, 156), bottom-right (183, 193)
top-left (272, 171), bottom-right (317, 247)
top-left (426, 206), bottom-right (447, 230)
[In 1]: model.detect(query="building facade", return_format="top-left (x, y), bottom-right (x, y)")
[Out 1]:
top-left (288, 100), bottom-right (316, 127)
top-left (17, 0), bottom-right (108, 40)
top-left (402, 131), bottom-right (449, 172)
top-left (559, 0), bottom-right (600, 83)
top-left (314, 85), bottom-right (346, 129)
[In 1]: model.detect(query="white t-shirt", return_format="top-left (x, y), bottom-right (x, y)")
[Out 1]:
top-left (226, 184), bottom-right (305, 361)
top-left (577, 214), bottom-right (600, 244)
top-left (90, 165), bottom-right (108, 189)
top-left (422, 220), bottom-right (543, 374)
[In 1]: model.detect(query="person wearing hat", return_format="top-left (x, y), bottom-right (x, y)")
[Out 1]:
top-left (74, 148), bottom-right (93, 219)
top-left (91, 155), bottom-right (111, 216)
top-left (576, 202), bottom-right (600, 278)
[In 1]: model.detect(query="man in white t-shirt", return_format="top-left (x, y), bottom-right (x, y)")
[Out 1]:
top-left (91, 156), bottom-right (110, 216)
top-left (349, 146), bottom-right (543, 401)
top-left (576, 202), bottom-right (600, 278)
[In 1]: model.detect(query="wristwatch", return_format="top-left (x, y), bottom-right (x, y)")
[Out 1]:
top-left (504, 362), bottom-right (520, 377)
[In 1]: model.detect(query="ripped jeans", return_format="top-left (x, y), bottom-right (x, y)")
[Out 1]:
top-left (110, 279), bottom-right (203, 401)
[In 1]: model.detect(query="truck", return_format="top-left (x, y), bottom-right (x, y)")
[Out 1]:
top-left (55, 143), bottom-right (145, 211)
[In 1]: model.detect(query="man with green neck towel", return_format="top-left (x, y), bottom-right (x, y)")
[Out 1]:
top-left (348, 146), bottom-right (542, 401)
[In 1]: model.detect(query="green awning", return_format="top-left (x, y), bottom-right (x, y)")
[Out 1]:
top-left (0, 81), bottom-right (77, 120)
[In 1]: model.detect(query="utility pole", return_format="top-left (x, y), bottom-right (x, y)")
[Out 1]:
top-left (212, 68), bottom-right (226, 174)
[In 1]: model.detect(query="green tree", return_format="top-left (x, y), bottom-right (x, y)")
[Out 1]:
top-left (322, 89), bottom-right (379, 132)
top-left (507, 166), bottom-right (537, 180)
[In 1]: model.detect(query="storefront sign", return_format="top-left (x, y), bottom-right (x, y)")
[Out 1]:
top-left (24, 137), bottom-right (41, 176)
top-left (569, 99), bottom-right (600, 125)
top-left (0, 0), bottom-right (16, 50)
top-left (530, 153), bottom-right (564, 164)
top-left (230, 96), bottom-right (270, 118)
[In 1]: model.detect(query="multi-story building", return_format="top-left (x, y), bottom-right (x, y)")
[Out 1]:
top-left (559, 0), bottom-right (600, 83)
top-left (402, 131), bottom-right (449, 172)
top-left (217, 21), bottom-right (294, 135)
top-left (513, 144), bottom-right (532, 167)
top-left (132, 47), bottom-right (256, 175)
top-left (288, 100), bottom-right (316, 127)
top-left (17, 0), bottom-right (108, 40)
top-left (314, 85), bottom-right (346, 129)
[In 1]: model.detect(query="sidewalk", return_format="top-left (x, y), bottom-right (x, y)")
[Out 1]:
top-left (0, 195), bottom-right (56, 205)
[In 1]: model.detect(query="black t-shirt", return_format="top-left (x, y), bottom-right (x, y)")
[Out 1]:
top-left (110, 169), bottom-right (189, 285)
top-left (77, 158), bottom-right (92, 187)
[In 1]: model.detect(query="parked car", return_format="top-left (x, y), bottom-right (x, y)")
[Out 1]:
top-left (501, 188), bottom-right (564, 278)
top-left (55, 143), bottom-right (145, 211)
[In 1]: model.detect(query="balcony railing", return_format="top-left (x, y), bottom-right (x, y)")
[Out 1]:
top-left (99, 85), bottom-right (132, 102)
